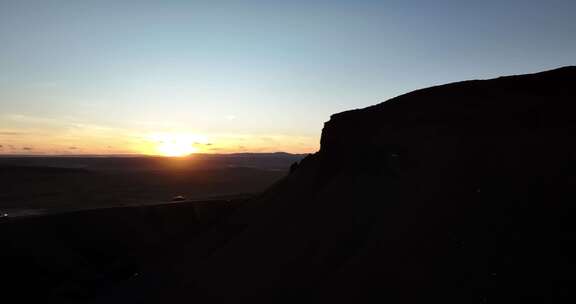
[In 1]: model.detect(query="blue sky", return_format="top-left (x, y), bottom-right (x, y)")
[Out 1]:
top-left (0, 0), bottom-right (575, 154)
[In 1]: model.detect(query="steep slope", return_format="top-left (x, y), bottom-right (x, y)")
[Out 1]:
top-left (190, 66), bottom-right (576, 300)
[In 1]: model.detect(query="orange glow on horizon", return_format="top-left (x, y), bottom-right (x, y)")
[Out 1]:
top-left (0, 125), bottom-right (319, 155)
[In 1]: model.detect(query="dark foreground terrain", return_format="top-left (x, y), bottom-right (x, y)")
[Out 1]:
top-left (2, 67), bottom-right (576, 302)
top-left (0, 198), bottom-right (249, 303)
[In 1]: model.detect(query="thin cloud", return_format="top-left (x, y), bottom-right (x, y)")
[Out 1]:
top-left (0, 132), bottom-right (25, 136)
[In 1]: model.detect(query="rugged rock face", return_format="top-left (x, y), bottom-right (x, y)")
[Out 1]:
top-left (190, 66), bottom-right (576, 300)
top-left (320, 66), bottom-right (576, 183)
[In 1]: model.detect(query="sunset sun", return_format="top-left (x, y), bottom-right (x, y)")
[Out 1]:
top-left (147, 133), bottom-right (208, 157)
top-left (156, 140), bottom-right (197, 157)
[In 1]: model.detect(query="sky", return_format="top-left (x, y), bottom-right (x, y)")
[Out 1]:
top-left (1, 0), bottom-right (575, 155)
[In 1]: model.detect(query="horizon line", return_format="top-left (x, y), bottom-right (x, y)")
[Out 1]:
top-left (0, 152), bottom-right (312, 158)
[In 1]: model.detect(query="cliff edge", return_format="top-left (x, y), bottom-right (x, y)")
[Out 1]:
top-left (189, 66), bottom-right (576, 300)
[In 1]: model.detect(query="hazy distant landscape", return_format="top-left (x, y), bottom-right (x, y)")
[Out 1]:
top-left (0, 153), bottom-right (304, 216)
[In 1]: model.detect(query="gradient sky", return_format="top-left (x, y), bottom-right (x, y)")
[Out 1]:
top-left (1, 0), bottom-right (575, 155)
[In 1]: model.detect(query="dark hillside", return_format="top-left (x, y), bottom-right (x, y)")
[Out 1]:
top-left (187, 66), bottom-right (576, 301)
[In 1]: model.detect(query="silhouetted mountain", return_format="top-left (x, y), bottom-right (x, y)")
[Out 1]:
top-left (187, 66), bottom-right (576, 300)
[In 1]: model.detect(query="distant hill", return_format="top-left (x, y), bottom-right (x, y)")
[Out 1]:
top-left (188, 66), bottom-right (576, 299)
top-left (0, 153), bottom-right (307, 171)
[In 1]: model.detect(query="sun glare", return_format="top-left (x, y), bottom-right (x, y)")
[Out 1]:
top-left (147, 133), bottom-right (208, 157)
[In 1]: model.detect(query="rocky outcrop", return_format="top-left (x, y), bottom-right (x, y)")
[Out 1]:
top-left (189, 66), bottom-right (576, 300)
top-left (319, 66), bottom-right (576, 184)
